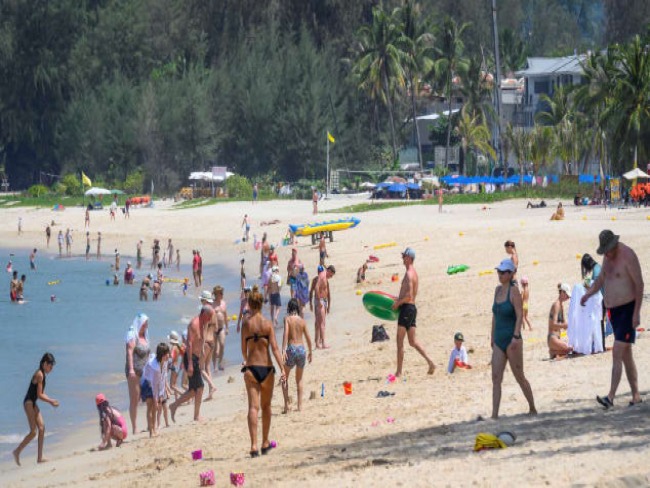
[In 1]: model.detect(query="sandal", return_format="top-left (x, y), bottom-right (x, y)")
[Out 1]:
top-left (628, 399), bottom-right (643, 407)
top-left (250, 450), bottom-right (259, 458)
top-left (596, 395), bottom-right (614, 409)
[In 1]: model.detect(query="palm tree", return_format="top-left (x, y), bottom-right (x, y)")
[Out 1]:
top-left (604, 35), bottom-right (650, 173)
top-left (504, 123), bottom-right (531, 183)
top-left (554, 117), bottom-right (579, 174)
top-left (459, 56), bottom-right (495, 126)
top-left (353, 6), bottom-right (407, 161)
top-left (395, 1), bottom-right (435, 171)
top-left (529, 125), bottom-right (555, 175)
top-left (455, 111), bottom-right (496, 175)
top-left (500, 28), bottom-right (528, 77)
top-left (435, 17), bottom-right (469, 170)
top-left (535, 86), bottom-right (573, 126)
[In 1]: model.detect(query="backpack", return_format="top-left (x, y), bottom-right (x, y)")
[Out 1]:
top-left (371, 324), bottom-right (389, 343)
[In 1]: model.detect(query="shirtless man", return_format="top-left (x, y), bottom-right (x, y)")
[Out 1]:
top-left (311, 265), bottom-right (335, 349)
top-left (281, 298), bottom-right (313, 413)
top-left (286, 248), bottom-right (302, 298)
top-left (166, 239), bottom-right (174, 266)
top-left (65, 229), bottom-right (72, 257)
top-left (10, 270), bottom-right (19, 302)
top-left (96, 232), bottom-right (102, 259)
top-left (312, 188), bottom-right (319, 215)
top-left (136, 240), bottom-right (143, 269)
top-left (260, 233), bottom-right (270, 278)
top-left (85, 233), bottom-right (91, 260)
top-left (392, 248), bottom-right (435, 377)
top-left (318, 235), bottom-right (328, 266)
top-left (581, 230), bottom-right (644, 408)
top-left (170, 305), bottom-right (215, 422)
top-left (57, 230), bottom-right (63, 257)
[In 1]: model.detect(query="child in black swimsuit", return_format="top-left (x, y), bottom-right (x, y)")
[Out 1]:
top-left (13, 353), bottom-right (59, 466)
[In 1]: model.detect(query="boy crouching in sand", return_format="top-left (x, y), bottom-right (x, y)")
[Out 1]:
top-left (281, 299), bottom-right (313, 413)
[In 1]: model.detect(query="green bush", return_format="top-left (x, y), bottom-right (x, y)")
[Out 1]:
top-left (226, 175), bottom-right (252, 199)
top-left (123, 170), bottom-right (144, 194)
top-left (27, 184), bottom-right (49, 197)
top-left (52, 182), bottom-right (67, 195)
top-left (61, 174), bottom-right (82, 195)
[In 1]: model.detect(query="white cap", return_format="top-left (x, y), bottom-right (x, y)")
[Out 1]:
top-left (559, 283), bottom-right (571, 297)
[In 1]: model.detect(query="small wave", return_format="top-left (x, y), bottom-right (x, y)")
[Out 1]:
top-left (0, 434), bottom-right (23, 444)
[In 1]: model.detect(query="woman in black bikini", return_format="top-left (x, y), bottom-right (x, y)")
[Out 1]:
top-left (13, 353), bottom-right (59, 466)
top-left (241, 286), bottom-right (286, 457)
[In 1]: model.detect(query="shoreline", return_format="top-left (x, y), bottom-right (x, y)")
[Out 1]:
top-left (1, 198), bottom-right (650, 486)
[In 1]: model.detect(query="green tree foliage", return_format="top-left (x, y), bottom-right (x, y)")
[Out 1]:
top-left (226, 174), bottom-right (252, 199)
top-left (28, 184), bottom-right (49, 197)
top-left (60, 173), bottom-right (81, 196)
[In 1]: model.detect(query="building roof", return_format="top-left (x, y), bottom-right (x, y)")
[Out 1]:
top-left (516, 55), bottom-right (586, 77)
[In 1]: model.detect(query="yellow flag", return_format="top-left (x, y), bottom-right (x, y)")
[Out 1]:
top-left (327, 131), bottom-right (335, 144)
top-left (81, 171), bottom-right (92, 187)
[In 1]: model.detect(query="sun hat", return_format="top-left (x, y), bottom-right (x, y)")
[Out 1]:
top-left (168, 330), bottom-right (181, 345)
top-left (199, 290), bottom-right (214, 303)
top-left (401, 247), bottom-right (416, 259)
top-left (95, 393), bottom-right (107, 406)
top-left (495, 259), bottom-right (516, 273)
top-left (272, 265), bottom-right (280, 272)
top-left (454, 332), bottom-right (465, 342)
top-left (597, 229), bottom-right (619, 255)
top-left (559, 283), bottom-right (572, 297)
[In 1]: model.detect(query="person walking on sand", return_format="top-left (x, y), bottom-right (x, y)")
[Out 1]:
top-left (136, 240), bottom-right (143, 269)
top-left (437, 188), bottom-right (443, 213)
top-left (13, 353), bottom-right (59, 466)
top-left (192, 250), bottom-right (200, 287)
top-left (125, 314), bottom-right (150, 434)
top-left (198, 291), bottom-right (217, 400)
top-left (85, 232), bottom-right (91, 260)
top-left (95, 393), bottom-right (127, 450)
top-left (281, 298), bottom-right (312, 413)
top-left (141, 343), bottom-right (170, 437)
top-left (252, 183), bottom-right (258, 204)
top-left (240, 286), bottom-right (287, 457)
top-left (582, 230), bottom-right (644, 409)
top-left (491, 259), bottom-right (537, 419)
top-left (311, 265), bottom-right (335, 349)
top-left (96, 232), bottom-right (102, 259)
top-left (166, 239), bottom-right (174, 266)
top-left (521, 276), bottom-right (533, 330)
top-left (391, 248), bottom-right (435, 377)
top-left (65, 228), bottom-right (72, 257)
top-left (45, 225), bottom-right (51, 248)
top-left (242, 214), bottom-right (251, 242)
top-left (318, 235), bottom-right (328, 266)
top-left (85, 208), bottom-right (90, 228)
top-left (170, 306), bottom-right (215, 422)
top-left (312, 188), bottom-right (319, 214)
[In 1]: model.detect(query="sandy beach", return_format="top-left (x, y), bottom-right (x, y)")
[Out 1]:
top-left (1, 195), bottom-right (650, 487)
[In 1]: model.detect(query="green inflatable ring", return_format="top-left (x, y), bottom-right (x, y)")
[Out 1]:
top-left (362, 291), bottom-right (399, 321)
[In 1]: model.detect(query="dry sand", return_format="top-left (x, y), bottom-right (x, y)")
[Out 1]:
top-left (1, 196), bottom-right (650, 487)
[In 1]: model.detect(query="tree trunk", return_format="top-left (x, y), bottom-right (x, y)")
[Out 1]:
top-left (383, 72), bottom-right (398, 162)
top-left (444, 77), bottom-right (453, 171)
top-left (410, 75), bottom-right (424, 171)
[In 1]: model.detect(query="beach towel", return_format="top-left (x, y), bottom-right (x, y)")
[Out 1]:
top-left (568, 284), bottom-right (603, 354)
top-left (295, 272), bottom-right (310, 305)
top-left (474, 433), bottom-right (507, 451)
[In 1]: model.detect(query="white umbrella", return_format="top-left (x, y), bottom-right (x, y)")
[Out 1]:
top-left (359, 181), bottom-right (376, 189)
top-left (622, 168), bottom-right (649, 180)
top-left (84, 187), bottom-right (111, 196)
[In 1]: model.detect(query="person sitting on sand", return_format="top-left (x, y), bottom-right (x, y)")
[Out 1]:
top-left (95, 393), bottom-right (127, 450)
top-left (357, 262), bottom-right (368, 283)
top-left (241, 285), bottom-right (286, 457)
top-left (281, 298), bottom-right (313, 413)
top-left (548, 283), bottom-right (573, 358)
top-left (550, 202), bottom-right (565, 220)
top-left (13, 353), bottom-right (59, 465)
top-left (447, 332), bottom-right (470, 373)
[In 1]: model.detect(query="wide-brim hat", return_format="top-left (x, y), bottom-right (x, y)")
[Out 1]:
top-left (168, 330), bottom-right (181, 345)
top-left (597, 229), bottom-right (619, 255)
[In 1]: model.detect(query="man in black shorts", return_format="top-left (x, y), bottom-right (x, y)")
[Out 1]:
top-left (392, 248), bottom-right (435, 377)
top-left (582, 230), bottom-right (644, 408)
top-left (170, 305), bottom-right (215, 422)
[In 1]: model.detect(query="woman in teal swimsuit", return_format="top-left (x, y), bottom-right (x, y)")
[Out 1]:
top-left (491, 259), bottom-right (537, 419)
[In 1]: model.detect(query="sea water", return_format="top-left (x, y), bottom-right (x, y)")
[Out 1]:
top-left (0, 247), bottom-right (243, 462)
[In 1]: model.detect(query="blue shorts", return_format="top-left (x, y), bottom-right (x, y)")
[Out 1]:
top-left (140, 379), bottom-right (153, 401)
top-left (270, 293), bottom-right (281, 307)
top-left (286, 344), bottom-right (306, 369)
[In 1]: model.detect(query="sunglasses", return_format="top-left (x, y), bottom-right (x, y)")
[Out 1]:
top-left (504, 244), bottom-right (514, 248)
top-left (496, 270), bottom-right (511, 275)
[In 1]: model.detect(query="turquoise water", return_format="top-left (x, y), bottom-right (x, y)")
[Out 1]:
top-left (0, 247), bottom-right (242, 462)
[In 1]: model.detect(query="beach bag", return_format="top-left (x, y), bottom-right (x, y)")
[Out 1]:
top-left (371, 325), bottom-right (389, 343)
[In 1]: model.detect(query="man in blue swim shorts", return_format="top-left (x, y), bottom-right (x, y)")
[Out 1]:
top-left (582, 230), bottom-right (644, 409)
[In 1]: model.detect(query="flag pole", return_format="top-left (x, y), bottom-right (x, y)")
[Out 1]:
top-left (326, 131), bottom-right (330, 199)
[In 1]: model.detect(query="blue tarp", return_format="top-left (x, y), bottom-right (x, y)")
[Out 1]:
top-left (375, 182), bottom-right (391, 189)
top-left (387, 183), bottom-right (407, 192)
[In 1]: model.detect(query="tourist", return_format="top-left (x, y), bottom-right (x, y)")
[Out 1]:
top-left (170, 305), bottom-right (215, 422)
top-left (124, 262), bottom-right (134, 284)
top-left (356, 262), bottom-right (367, 284)
top-left (392, 248), bottom-right (435, 376)
top-left (85, 208), bottom-right (90, 228)
top-left (13, 353), bottom-right (59, 465)
top-left (136, 240), bottom-right (143, 269)
top-left (312, 188), bottom-right (319, 214)
top-left (65, 228), bottom-right (72, 257)
top-left (237, 286), bottom-right (252, 333)
top-left (167, 330), bottom-right (185, 399)
top-left (96, 232), bottom-right (102, 259)
top-left (521, 276), bottom-right (533, 330)
top-left (581, 253), bottom-right (605, 346)
top-left (490, 259), bottom-right (536, 418)
top-left (268, 265), bottom-right (283, 328)
top-left (312, 265), bottom-right (335, 349)
top-left (548, 283), bottom-right (573, 358)
top-left (141, 343), bottom-right (170, 437)
top-left (125, 313), bottom-right (150, 434)
top-left (281, 298), bottom-right (312, 413)
top-left (318, 235), bottom-right (328, 266)
top-left (192, 250), bottom-right (200, 287)
top-left (140, 274), bottom-right (152, 301)
top-left (198, 291), bottom-right (217, 400)
top-left (10, 270), bottom-right (19, 302)
top-left (166, 239), bottom-right (174, 266)
top-left (29, 248), bottom-right (37, 271)
top-left (95, 394), bottom-right (127, 450)
top-left (582, 230), bottom-right (644, 408)
top-left (212, 285), bottom-right (228, 371)
top-left (240, 286), bottom-right (286, 457)
top-left (45, 225), bottom-right (51, 247)
top-left (294, 265), bottom-right (310, 317)
top-left (550, 202), bottom-right (565, 220)
top-left (242, 214), bottom-right (251, 242)
top-left (57, 230), bottom-right (63, 257)
top-left (447, 332), bottom-right (469, 373)
top-left (85, 232), bottom-right (91, 260)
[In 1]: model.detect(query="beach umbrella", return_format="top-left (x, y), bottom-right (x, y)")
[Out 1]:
top-left (110, 189), bottom-right (125, 194)
top-left (623, 168), bottom-right (649, 180)
top-left (359, 181), bottom-right (376, 189)
top-left (84, 187), bottom-right (111, 196)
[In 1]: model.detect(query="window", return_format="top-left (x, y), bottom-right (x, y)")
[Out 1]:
top-left (534, 80), bottom-right (550, 94)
